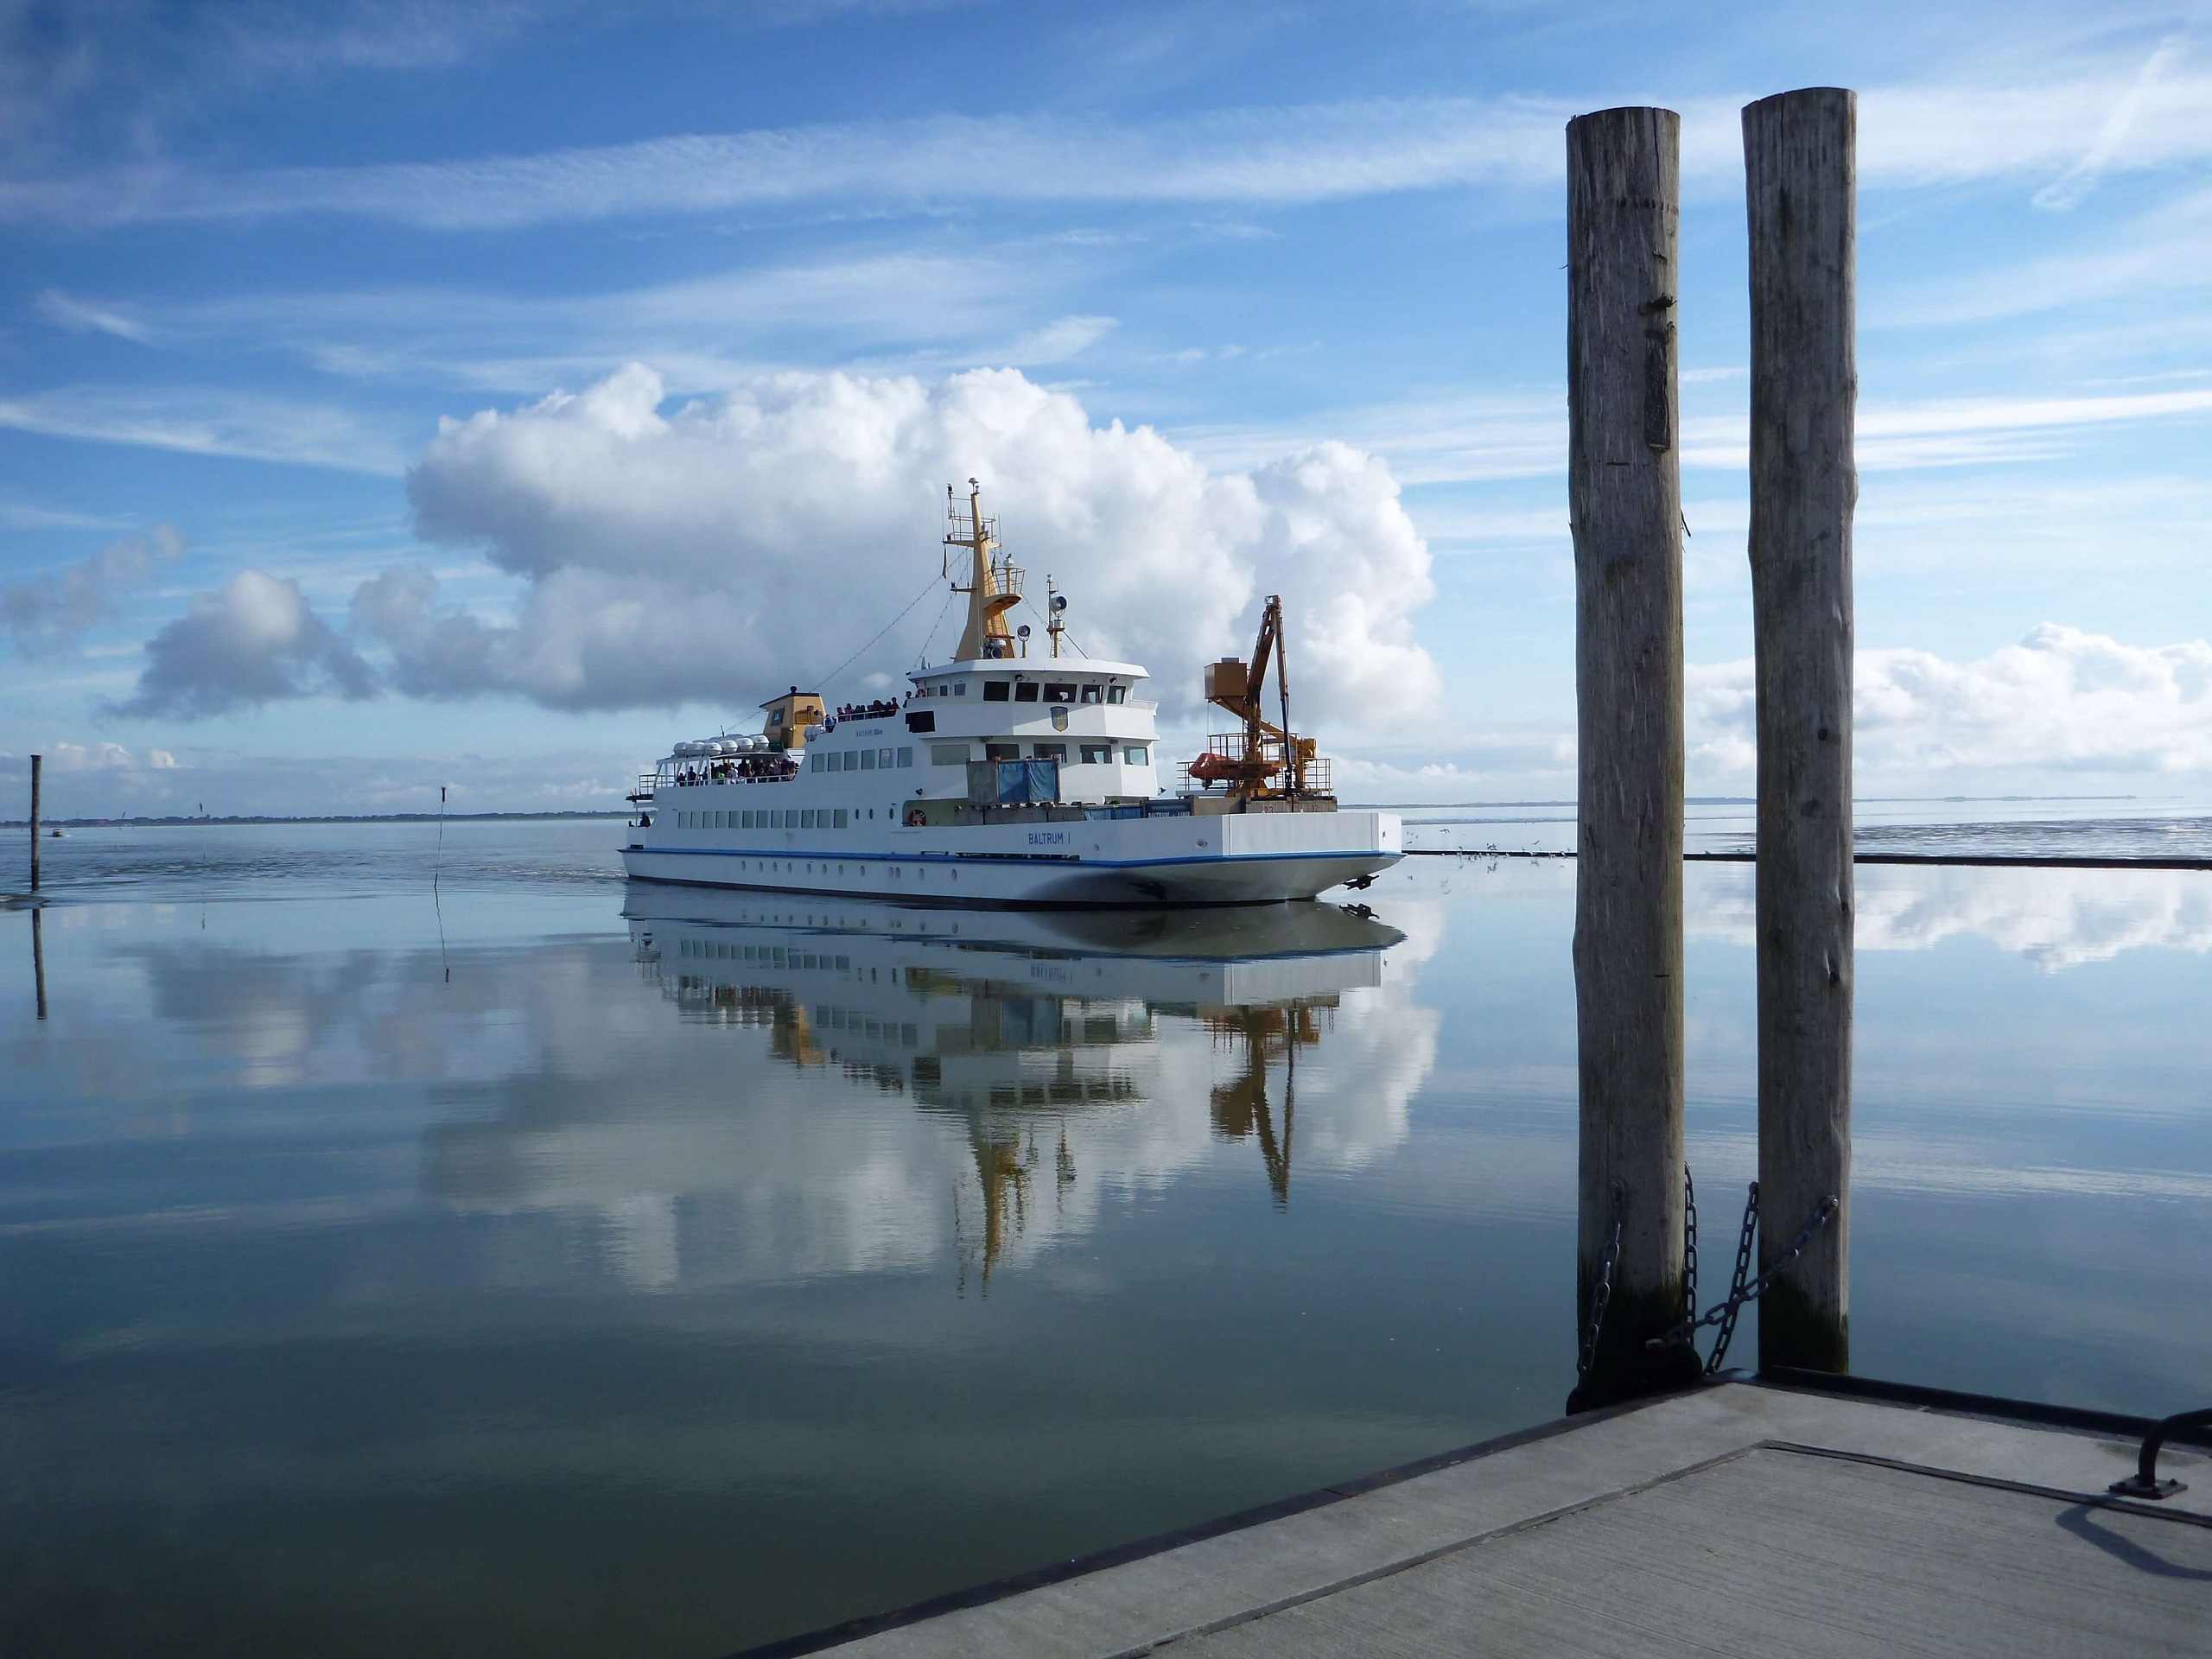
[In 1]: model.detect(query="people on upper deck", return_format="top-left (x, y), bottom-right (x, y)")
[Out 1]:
top-left (670, 751), bottom-right (798, 785)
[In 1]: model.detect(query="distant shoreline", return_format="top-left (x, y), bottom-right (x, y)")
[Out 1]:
top-left (1, 811), bottom-right (633, 829)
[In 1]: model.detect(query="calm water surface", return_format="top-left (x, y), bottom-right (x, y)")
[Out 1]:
top-left (3, 820), bottom-right (2209, 1655)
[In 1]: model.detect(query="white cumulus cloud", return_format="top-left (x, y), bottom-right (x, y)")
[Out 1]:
top-left (118, 569), bottom-right (375, 718)
top-left (390, 362), bottom-right (1440, 720)
top-left (1688, 624), bottom-right (2212, 781)
top-left (2, 524), bottom-right (182, 658)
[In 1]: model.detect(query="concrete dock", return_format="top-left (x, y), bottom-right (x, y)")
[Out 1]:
top-left (781, 1380), bottom-right (2210, 1658)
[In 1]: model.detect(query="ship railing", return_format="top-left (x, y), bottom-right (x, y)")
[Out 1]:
top-left (640, 763), bottom-right (799, 794)
top-left (1179, 733), bottom-right (1332, 796)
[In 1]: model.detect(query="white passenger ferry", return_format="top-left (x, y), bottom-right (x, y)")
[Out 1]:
top-left (620, 483), bottom-right (1402, 906)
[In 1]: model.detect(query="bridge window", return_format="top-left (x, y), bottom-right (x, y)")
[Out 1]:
top-left (1124, 745), bottom-right (1149, 765)
top-left (1014, 682), bottom-right (1039, 702)
top-left (1107, 685), bottom-right (1128, 704)
top-left (985, 743), bottom-right (1019, 761)
top-left (1079, 684), bottom-right (1102, 703)
top-left (1079, 744), bottom-right (1111, 764)
top-left (1043, 683), bottom-right (1077, 703)
top-left (983, 681), bottom-right (1011, 702)
top-left (1033, 742), bottom-right (1066, 761)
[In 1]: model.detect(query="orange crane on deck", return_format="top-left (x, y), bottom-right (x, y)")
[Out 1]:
top-left (1185, 595), bottom-right (1330, 802)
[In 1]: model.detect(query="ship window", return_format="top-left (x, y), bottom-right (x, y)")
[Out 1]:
top-left (1107, 685), bottom-right (1128, 704)
top-left (1080, 684), bottom-right (1102, 703)
top-left (985, 742), bottom-right (1019, 762)
top-left (1033, 742), bottom-right (1066, 761)
top-left (931, 742), bottom-right (966, 766)
top-left (1124, 745), bottom-right (1149, 765)
top-left (810, 753), bottom-right (822, 772)
top-left (874, 747), bottom-right (891, 767)
top-left (955, 683), bottom-right (967, 696)
top-left (1080, 743), bottom-right (1111, 765)
top-left (1044, 683), bottom-right (1077, 703)
top-left (835, 808), bottom-right (848, 828)
top-left (773, 810), bottom-right (787, 828)
top-left (860, 749), bottom-right (876, 771)
top-left (1014, 682), bottom-right (1039, 702)
top-left (712, 810), bottom-right (723, 828)
top-left (983, 681), bottom-right (1011, 702)
top-left (897, 747), bottom-right (912, 767)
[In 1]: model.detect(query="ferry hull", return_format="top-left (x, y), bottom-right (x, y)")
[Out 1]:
top-left (620, 809), bottom-right (1401, 909)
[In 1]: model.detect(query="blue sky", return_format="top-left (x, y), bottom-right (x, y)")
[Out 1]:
top-left (5, 0), bottom-right (2212, 816)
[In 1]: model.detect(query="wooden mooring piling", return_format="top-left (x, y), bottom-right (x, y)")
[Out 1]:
top-left (1570, 92), bottom-right (1858, 1403)
top-left (29, 752), bottom-right (40, 894)
top-left (1565, 106), bottom-right (1698, 1408)
top-left (1745, 87), bottom-right (1856, 1375)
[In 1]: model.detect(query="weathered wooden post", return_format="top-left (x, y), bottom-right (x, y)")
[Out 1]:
top-left (1745, 88), bottom-right (1856, 1374)
top-left (29, 753), bottom-right (40, 893)
top-left (1566, 107), bottom-right (1698, 1408)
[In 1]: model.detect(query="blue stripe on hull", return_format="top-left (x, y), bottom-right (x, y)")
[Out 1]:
top-left (619, 846), bottom-right (1399, 910)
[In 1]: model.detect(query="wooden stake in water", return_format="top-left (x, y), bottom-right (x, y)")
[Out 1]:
top-left (1745, 87), bottom-right (1856, 1375)
top-left (436, 785), bottom-right (449, 984)
top-left (29, 752), bottom-right (40, 893)
top-left (1566, 106), bottom-right (1697, 1407)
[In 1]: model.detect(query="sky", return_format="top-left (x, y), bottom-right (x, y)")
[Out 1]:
top-left (4, 0), bottom-right (2212, 817)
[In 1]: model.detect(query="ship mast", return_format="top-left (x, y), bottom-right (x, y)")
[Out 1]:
top-left (945, 479), bottom-right (1022, 661)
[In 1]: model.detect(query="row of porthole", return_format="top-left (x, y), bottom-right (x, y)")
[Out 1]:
top-left (673, 807), bottom-right (909, 830)
top-left (708, 859), bottom-right (957, 884)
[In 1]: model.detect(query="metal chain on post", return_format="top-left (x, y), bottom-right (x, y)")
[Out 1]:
top-left (1707, 1179), bottom-right (1760, 1373)
top-left (1643, 1181), bottom-right (1840, 1375)
top-left (1577, 1180), bottom-right (1627, 1383)
top-left (1681, 1164), bottom-right (1700, 1327)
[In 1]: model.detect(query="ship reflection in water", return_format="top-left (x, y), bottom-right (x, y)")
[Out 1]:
top-left (423, 886), bottom-right (1420, 1295)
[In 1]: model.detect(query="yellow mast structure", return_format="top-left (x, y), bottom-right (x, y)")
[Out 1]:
top-left (945, 479), bottom-right (1023, 662)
